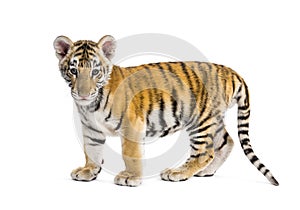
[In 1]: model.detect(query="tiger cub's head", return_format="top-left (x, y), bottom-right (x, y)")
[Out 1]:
top-left (54, 35), bottom-right (116, 106)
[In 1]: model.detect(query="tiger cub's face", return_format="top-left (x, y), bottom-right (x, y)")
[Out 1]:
top-left (54, 35), bottom-right (116, 106)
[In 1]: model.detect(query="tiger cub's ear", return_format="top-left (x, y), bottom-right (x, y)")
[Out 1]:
top-left (53, 36), bottom-right (73, 61)
top-left (98, 35), bottom-right (116, 60)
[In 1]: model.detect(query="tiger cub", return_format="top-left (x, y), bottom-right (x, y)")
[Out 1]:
top-left (53, 35), bottom-right (279, 186)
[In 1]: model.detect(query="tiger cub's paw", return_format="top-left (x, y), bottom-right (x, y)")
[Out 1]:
top-left (160, 168), bottom-right (191, 182)
top-left (114, 171), bottom-right (142, 187)
top-left (71, 166), bottom-right (101, 181)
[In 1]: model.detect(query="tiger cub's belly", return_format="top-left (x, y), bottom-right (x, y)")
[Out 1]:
top-left (145, 109), bottom-right (182, 138)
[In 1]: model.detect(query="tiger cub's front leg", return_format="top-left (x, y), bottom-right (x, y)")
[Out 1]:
top-left (114, 137), bottom-right (143, 187)
top-left (114, 117), bottom-right (144, 187)
top-left (71, 124), bottom-right (105, 181)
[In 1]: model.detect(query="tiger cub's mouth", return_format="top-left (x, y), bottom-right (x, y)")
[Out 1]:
top-left (75, 97), bottom-right (95, 106)
top-left (72, 94), bottom-right (97, 106)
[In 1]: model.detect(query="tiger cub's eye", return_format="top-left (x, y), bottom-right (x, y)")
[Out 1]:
top-left (92, 69), bottom-right (100, 76)
top-left (70, 68), bottom-right (77, 75)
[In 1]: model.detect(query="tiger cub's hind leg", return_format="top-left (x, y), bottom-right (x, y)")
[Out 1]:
top-left (195, 128), bottom-right (234, 177)
top-left (161, 120), bottom-right (216, 182)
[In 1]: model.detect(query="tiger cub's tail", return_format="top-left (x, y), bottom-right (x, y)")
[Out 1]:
top-left (236, 80), bottom-right (279, 186)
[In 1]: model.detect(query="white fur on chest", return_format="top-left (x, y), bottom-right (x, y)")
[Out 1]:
top-left (78, 105), bottom-right (117, 137)
top-left (90, 111), bottom-right (117, 136)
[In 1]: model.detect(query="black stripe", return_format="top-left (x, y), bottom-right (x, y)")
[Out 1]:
top-left (244, 148), bottom-right (253, 155)
top-left (165, 62), bottom-right (185, 88)
top-left (78, 105), bottom-right (86, 113)
top-left (190, 144), bottom-right (198, 151)
top-left (74, 52), bottom-right (83, 57)
top-left (145, 108), bottom-right (151, 126)
top-left (217, 132), bottom-right (229, 151)
top-left (70, 59), bottom-right (77, 65)
top-left (189, 63), bottom-right (200, 95)
top-left (236, 95), bottom-right (242, 102)
top-left (238, 112), bottom-right (250, 120)
top-left (234, 72), bottom-right (243, 83)
top-left (88, 143), bottom-right (100, 146)
top-left (244, 83), bottom-right (250, 107)
top-left (186, 85), bottom-right (208, 128)
top-left (92, 88), bottom-right (103, 112)
top-left (171, 88), bottom-right (180, 127)
top-left (105, 109), bottom-right (112, 121)
top-left (238, 106), bottom-right (250, 111)
top-left (231, 73), bottom-right (236, 97)
top-left (238, 130), bottom-right (249, 136)
top-left (139, 93), bottom-right (145, 113)
top-left (238, 123), bottom-right (249, 128)
top-left (185, 115), bottom-right (196, 128)
top-left (145, 86), bottom-right (153, 127)
top-left (189, 123), bottom-right (216, 136)
top-left (191, 151), bottom-right (208, 158)
top-left (257, 163), bottom-right (265, 171)
top-left (236, 85), bottom-right (243, 99)
top-left (191, 139), bottom-right (208, 145)
top-left (223, 132), bottom-right (229, 140)
top-left (263, 169), bottom-right (270, 176)
top-left (100, 66), bottom-right (106, 78)
top-left (160, 128), bottom-right (171, 137)
top-left (115, 113), bottom-right (124, 130)
top-left (93, 60), bottom-right (101, 68)
top-left (103, 91), bottom-right (111, 110)
top-left (250, 156), bottom-right (259, 164)
top-left (194, 133), bottom-right (214, 140)
top-left (215, 125), bottom-right (224, 134)
top-left (99, 88), bottom-right (104, 100)
top-left (217, 139), bottom-right (227, 151)
top-left (241, 138), bottom-right (250, 146)
top-left (92, 100), bottom-right (100, 112)
top-left (186, 111), bottom-right (212, 131)
top-left (77, 109), bottom-right (88, 123)
top-left (84, 135), bottom-right (105, 144)
top-left (159, 94), bottom-right (167, 130)
top-left (146, 122), bottom-right (157, 137)
top-left (186, 110), bottom-right (213, 132)
top-left (179, 100), bottom-right (184, 121)
top-left (75, 43), bottom-right (96, 52)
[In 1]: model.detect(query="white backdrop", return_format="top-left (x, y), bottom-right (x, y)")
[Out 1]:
top-left (0, 0), bottom-right (299, 209)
